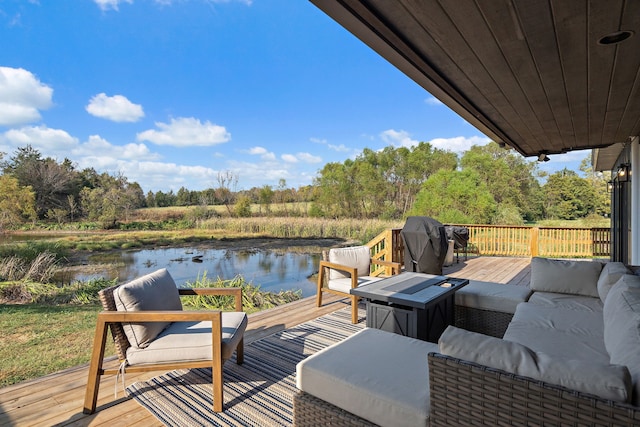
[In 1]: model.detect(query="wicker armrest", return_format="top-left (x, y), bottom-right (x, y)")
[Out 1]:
top-left (427, 352), bottom-right (640, 426)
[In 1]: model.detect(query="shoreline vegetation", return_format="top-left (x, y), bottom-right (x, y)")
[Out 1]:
top-left (0, 215), bottom-right (401, 387)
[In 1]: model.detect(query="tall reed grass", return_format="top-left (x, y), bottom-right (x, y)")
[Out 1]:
top-left (199, 217), bottom-right (403, 243)
top-left (0, 251), bottom-right (59, 283)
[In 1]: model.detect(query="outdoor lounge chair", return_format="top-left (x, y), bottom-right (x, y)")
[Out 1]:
top-left (83, 268), bottom-right (247, 414)
top-left (316, 245), bottom-right (400, 324)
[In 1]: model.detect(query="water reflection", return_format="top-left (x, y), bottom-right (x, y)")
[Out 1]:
top-left (64, 247), bottom-right (321, 297)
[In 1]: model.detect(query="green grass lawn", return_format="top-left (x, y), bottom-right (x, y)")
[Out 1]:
top-left (0, 303), bottom-right (114, 387)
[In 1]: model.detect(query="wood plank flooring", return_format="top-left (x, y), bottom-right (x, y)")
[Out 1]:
top-left (0, 256), bottom-right (531, 427)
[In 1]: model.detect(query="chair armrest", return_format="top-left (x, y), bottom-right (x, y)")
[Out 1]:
top-left (370, 258), bottom-right (401, 275)
top-left (179, 287), bottom-right (243, 312)
top-left (318, 260), bottom-right (358, 277)
top-left (97, 310), bottom-right (223, 323)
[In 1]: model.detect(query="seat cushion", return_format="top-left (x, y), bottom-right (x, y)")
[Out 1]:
top-left (529, 257), bottom-right (603, 297)
top-left (504, 302), bottom-right (608, 364)
top-left (327, 276), bottom-right (382, 294)
top-left (328, 246), bottom-right (371, 280)
top-left (528, 292), bottom-right (603, 312)
top-left (297, 328), bottom-right (438, 427)
top-left (126, 311), bottom-right (248, 365)
top-left (603, 274), bottom-right (640, 405)
top-left (115, 268), bottom-right (183, 349)
top-left (439, 326), bottom-right (631, 403)
top-left (455, 280), bottom-right (531, 314)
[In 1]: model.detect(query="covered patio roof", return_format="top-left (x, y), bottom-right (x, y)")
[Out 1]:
top-left (310, 0), bottom-right (640, 163)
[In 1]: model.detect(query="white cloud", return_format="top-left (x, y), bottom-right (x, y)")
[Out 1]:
top-left (380, 129), bottom-right (420, 148)
top-left (137, 117), bottom-right (230, 147)
top-left (73, 135), bottom-right (158, 160)
top-left (429, 135), bottom-right (491, 153)
top-left (246, 146), bottom-right (275, 160)
top-left (328, 143), bottom-right (350, 152)
top-left (248, 146), bottom-right (267, 155)
top-left (93, 0), bottom-right (132, 11)
top-left (425, 96), bottom-right (443, 106)
top-left (282, 154), bottom-right (298, 163)
top-left (86, 93), bottom-right (144, 122)
top-left (227, 159), bottom-right (292, 183)
top-left (297, 152), bottom-right (322, 163)
top-left (0, 67), bottom-right (53, 126)
top-left (311, 136), bottom-right (350, 153)
top-left (94, 0), bottom-right (251, 11)
top-left (3, 125), bottom-right (77, 153)
top-left (281, 153), bottom-right (322, 164)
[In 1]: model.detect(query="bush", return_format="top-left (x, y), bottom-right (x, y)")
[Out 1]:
top-left (181, 272), bottom-right (302, 313)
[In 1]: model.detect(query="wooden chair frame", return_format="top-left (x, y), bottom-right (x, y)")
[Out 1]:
top-left (316, 252), bottom-right (400, 323)
top-left (83, 287), bottom-right (244, 414)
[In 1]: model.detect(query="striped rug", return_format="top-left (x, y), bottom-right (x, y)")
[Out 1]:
top-left (126, 307), bottom-right (365, 426)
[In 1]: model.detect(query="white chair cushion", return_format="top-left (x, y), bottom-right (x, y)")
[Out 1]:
top-left (297, 328), bottom-right (437, 427)
top-left (126, 311), bottom-right (248, 365)
top-left (114, 268), bottom-right (183, 349)
top-left (529, 257), bottom-right (603, 297)
top-left (603, 274), bottom-right (640, 405)
top-left (328, 246), bottom-right (371, 280)
top-left (327, 276), bottom-right (382, 294)
top-left (439, 326), bottom-right (632, 403)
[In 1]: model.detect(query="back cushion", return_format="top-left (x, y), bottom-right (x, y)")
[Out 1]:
top-left (603, 274), bottom-right (640, 405)
top-left (115, 268), bottom-right (183, 349)
top-left (529, 257), bottom-right (603, 297)
top-left (328, 246), bottom-right (371, 280)
top-left (597, 262), bottom-right (631, 302)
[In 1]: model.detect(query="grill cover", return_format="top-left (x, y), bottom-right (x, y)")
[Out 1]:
top-left (445, 226), bottom-right (470, 250)
top-left (401, 216), bottom-right (449, 275)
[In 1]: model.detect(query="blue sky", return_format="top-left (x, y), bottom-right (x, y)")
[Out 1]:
top-left (0, 0), bottom-right (589, 193)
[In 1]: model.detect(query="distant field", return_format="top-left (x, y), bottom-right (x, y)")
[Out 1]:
top-left (135, 202), bottom-right (312, 220)
top-left (136, 205), bottom-right (611, 229)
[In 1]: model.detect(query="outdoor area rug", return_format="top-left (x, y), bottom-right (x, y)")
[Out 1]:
top-left (126, 307), bottom-right (365, 426)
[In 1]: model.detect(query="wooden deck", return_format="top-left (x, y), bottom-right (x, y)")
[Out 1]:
top-left (0, 256), bottom-right (532, 427)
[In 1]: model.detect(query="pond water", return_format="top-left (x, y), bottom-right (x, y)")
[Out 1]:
top-left (58, 247), bottom-right (322, 297)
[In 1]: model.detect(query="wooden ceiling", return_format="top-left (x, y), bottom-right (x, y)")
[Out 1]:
top-left (310, 0), bottom-right (640, 160)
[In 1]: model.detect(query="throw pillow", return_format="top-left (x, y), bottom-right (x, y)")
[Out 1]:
top-left (597, 262), bottom-right (631, 302)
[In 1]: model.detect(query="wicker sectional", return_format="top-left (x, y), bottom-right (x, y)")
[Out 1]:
top-left (294, 260), bottom-right (640, 426)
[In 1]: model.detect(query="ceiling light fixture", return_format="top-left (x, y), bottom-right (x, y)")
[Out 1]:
top-left (598, 30), bottom-right (634, 45)
top-left (538, 153), bottom-right (550, 162)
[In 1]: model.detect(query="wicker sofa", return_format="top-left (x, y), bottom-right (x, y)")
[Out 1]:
top-left (294, 258), bottom-right (640, 426)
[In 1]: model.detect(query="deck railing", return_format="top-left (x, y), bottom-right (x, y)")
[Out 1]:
top-left (366, 225), bottom-right (611, 265)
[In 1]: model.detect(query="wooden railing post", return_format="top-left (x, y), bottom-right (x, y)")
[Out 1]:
top-left (530, 227), bottom-right (539, 257)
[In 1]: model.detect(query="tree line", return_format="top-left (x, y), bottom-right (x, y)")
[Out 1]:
top-left (312, 142), bottom-right (609, 224)
top-left (0, 142), bottom-right (610, 230)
